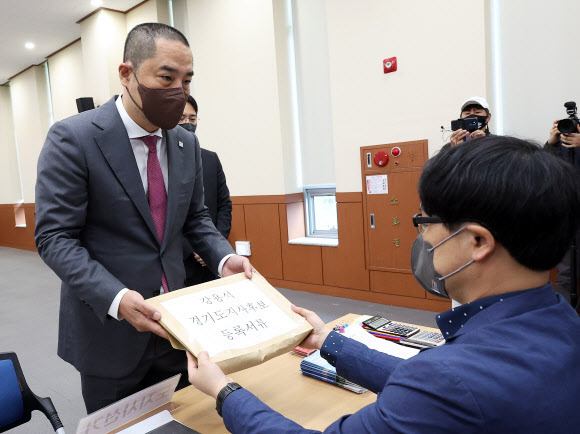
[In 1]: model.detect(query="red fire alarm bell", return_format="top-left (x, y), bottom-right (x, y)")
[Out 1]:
top-left (383, 57), bottom-right (397, 74)
top-left (391, 147), bottom-right (401, 157)
top-left (373, 151), bottom-right (389, 167)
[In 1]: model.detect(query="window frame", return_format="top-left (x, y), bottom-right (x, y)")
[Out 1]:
top-left (303, 186), bottom-right (338, 239)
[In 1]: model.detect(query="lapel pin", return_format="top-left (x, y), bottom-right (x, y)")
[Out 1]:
top-left (178, 141), bottom-right (184, 148)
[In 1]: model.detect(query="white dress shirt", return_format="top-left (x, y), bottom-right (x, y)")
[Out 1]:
top-left (108, 95), bottom-right (233, 320)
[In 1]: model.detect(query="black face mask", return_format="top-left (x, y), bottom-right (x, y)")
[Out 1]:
top-left (180, 123), bottom-right (197, 133)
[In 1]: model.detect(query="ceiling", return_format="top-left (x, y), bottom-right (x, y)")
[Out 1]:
top-left (0, 0), bottom-right (143, 84)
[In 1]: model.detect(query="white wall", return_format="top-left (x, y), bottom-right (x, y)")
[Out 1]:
top-left (10, 66), bottom-right (52, 203)
top-left (324, 0), bottom-right (487, 193)
top-left (186, 0), bottom-right (287, 196)
top-left (48, 40), bottom-right (85, 122)
top-left (80, 9), bottom-right (126, 106)
top-left (0, 86), bottom-right (21, 204)
top-left (292, 0), bottom-right (335, 188)
top-left (126, 0), bottom-right (171, 32)
top-left (494, 0), bottom-right (580, 143)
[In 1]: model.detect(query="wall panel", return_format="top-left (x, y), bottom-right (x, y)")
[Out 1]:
top-left (243, 204), bottom-right (283, 279)
top-left (279, 204), bottom-right (324, 285)
top-left (322, 202), bottom-right (369, 291)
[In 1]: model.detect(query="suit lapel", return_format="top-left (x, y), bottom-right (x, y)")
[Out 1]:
top-left (161, 128), bottom-right (184, 252)
top-left (93, 99), bottom-right (159, 244)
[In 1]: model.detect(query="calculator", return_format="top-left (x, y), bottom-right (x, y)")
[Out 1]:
top-left (377, 322), bottom-right (420, 338)
top-left (362, 315), bottom-right (391, 330)
top-left (404, 330), bottom-right (445, 347)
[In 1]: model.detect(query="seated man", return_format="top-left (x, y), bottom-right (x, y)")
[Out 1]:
top-left (186, 135), bottom-right (580, 433)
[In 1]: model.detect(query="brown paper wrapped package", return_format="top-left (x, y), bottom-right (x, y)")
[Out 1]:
top-left (147, 272), bottom-right (313, 375)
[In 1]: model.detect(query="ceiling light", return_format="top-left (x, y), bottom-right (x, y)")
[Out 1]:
top-left (25, 42), bottom-right (35, 50)
top-left (91, 0), bottom-right (103, 7)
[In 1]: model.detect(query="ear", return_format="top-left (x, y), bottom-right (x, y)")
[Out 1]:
top-left (119, 62), bottom-right (134, 87)
top-left (466, 224), bottom-right (495, 261)
top-left (486, 112), bottom-right (492, 124)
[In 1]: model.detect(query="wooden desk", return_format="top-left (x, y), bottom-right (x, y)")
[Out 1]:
top-left (127, 314), bottom-right (439, 433)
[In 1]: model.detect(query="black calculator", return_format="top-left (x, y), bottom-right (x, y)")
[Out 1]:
top-left (362, 315), bottom-right (391, 330)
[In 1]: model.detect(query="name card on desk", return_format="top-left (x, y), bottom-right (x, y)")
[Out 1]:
top-left (75, 374), bottom-right (180, 434)
top-left (147, 273), bottom-right (312, 374)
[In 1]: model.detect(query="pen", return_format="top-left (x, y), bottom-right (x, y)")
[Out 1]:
top-left (365, 330), bottom-right (404, 341)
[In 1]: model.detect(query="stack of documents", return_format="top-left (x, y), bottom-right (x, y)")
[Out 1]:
top-left (300, 351), bottom-right (367, 393)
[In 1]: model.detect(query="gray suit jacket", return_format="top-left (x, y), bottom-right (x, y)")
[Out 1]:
top-left (35, 97), bottom-right (235, 378)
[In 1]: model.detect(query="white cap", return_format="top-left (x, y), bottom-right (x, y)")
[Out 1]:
top-left (461, 96), bottom-right (490, 112)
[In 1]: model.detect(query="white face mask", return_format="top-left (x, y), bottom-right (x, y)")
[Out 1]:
top-left (410, 226), bottom-right (474, 299)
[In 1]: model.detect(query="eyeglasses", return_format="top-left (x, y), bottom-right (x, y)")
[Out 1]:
top-left (412, 213), bottom-right (443, 234)
top-left (180, 115), bottom-right (198, 123)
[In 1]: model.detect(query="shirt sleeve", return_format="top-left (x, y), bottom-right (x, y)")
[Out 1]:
top-left (107, 288), bottom-right (129, 320)
top-left (221, 356), bottom-right (484, 434)
top-left (320, 331), bottom-right (403, 393)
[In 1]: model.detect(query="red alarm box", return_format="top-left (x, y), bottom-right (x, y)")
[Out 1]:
top-left (373, 151), bottom-right (389, 167)
top-left (383, 57), bottom-right (397, 74)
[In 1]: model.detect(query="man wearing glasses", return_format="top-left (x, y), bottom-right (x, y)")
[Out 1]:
top-left (185, 135), bottom-right (580, 433)
top-left (179, 95), bottom-right (233, 286)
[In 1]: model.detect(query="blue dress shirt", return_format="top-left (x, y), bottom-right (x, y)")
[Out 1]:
top-left (221, 283), bottom-right (580, 433)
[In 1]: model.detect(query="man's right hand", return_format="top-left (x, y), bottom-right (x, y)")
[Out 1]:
top-left (118, 290), bottom-right (169, 339)
top-left (291, 305), bottom-right (331, 350)
top-left (547, 120), bottom-right (562, 146)
top-left (450, 129), bottom-right (468, 146)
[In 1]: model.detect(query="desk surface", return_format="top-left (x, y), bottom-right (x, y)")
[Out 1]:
top-left (168, 313), bottom-right (438, 433)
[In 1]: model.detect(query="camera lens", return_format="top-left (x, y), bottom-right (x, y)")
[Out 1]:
top-left (558, 118), bottom-right (578, 134)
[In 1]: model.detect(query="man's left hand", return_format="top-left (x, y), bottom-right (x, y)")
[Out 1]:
top-left (187, 351), bottom-right (231, 399)
top-left (561, 125), bottom-right (580, 148)
top-left (469, 129), bottom-right (486, 140)
top-left (222, 255), bottom-right (255, 279)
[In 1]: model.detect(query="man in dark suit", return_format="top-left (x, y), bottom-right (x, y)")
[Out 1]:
top-left (34, 23), bottom-right (254, 413)
top-left (179, 95), bottom-right (233, 286)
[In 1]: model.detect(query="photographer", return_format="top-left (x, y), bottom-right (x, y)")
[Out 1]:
top-left (443, 96), bottom-right (492, 150)
top-left (546, 114), bottom-right (580, 304)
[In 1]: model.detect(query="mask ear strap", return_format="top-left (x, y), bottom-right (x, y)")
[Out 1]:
top-left (438, 259), bottom-right (474, 281)
top-left (427, 225), bottom-right (470, 252)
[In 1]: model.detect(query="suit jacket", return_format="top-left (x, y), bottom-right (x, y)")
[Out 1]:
top-left (34, 97), bottom-right (235, 378)
top-left (183, 148), bottom-right (232, 286)
top-left (221, 284), bottom-right (580, 433)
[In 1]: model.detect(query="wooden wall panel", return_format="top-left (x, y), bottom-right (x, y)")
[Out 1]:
top-left (0, 204), bottom-right (36, 251)
top-left (370, 270), bottom-right (428, 299)
top-left (227, 204), bottom-right (246, 249)
top-left (322, 202), bottom-right (370, 291)
top-left (279, 204), bottom-right (324, 284)
top-left (268, 278), bottom-right (451, 312)
top-left (243, 204), bottom-right (283, 279)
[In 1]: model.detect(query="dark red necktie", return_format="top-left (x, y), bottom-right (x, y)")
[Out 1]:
top-left (140, 135), bottom-right (169, 293)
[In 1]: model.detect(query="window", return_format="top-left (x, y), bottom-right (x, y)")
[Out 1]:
top-left (304, 187), bottom-right (338, 238)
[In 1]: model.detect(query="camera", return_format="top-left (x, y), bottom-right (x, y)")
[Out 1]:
top-left (557, 102), bottom-right (579, 134)
top-left (451, 115), bottom-right (487, 133)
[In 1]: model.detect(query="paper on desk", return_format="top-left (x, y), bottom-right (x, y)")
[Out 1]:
top-left (343, 316), bottom-right (419, 359)
top-left (117, 410), bottom-right (174, 433)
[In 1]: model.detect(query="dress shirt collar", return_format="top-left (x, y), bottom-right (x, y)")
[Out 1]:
top-left (435, 283), bottom-right (554, 339)
top-left (115, 94), bottom-right (163, 139)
